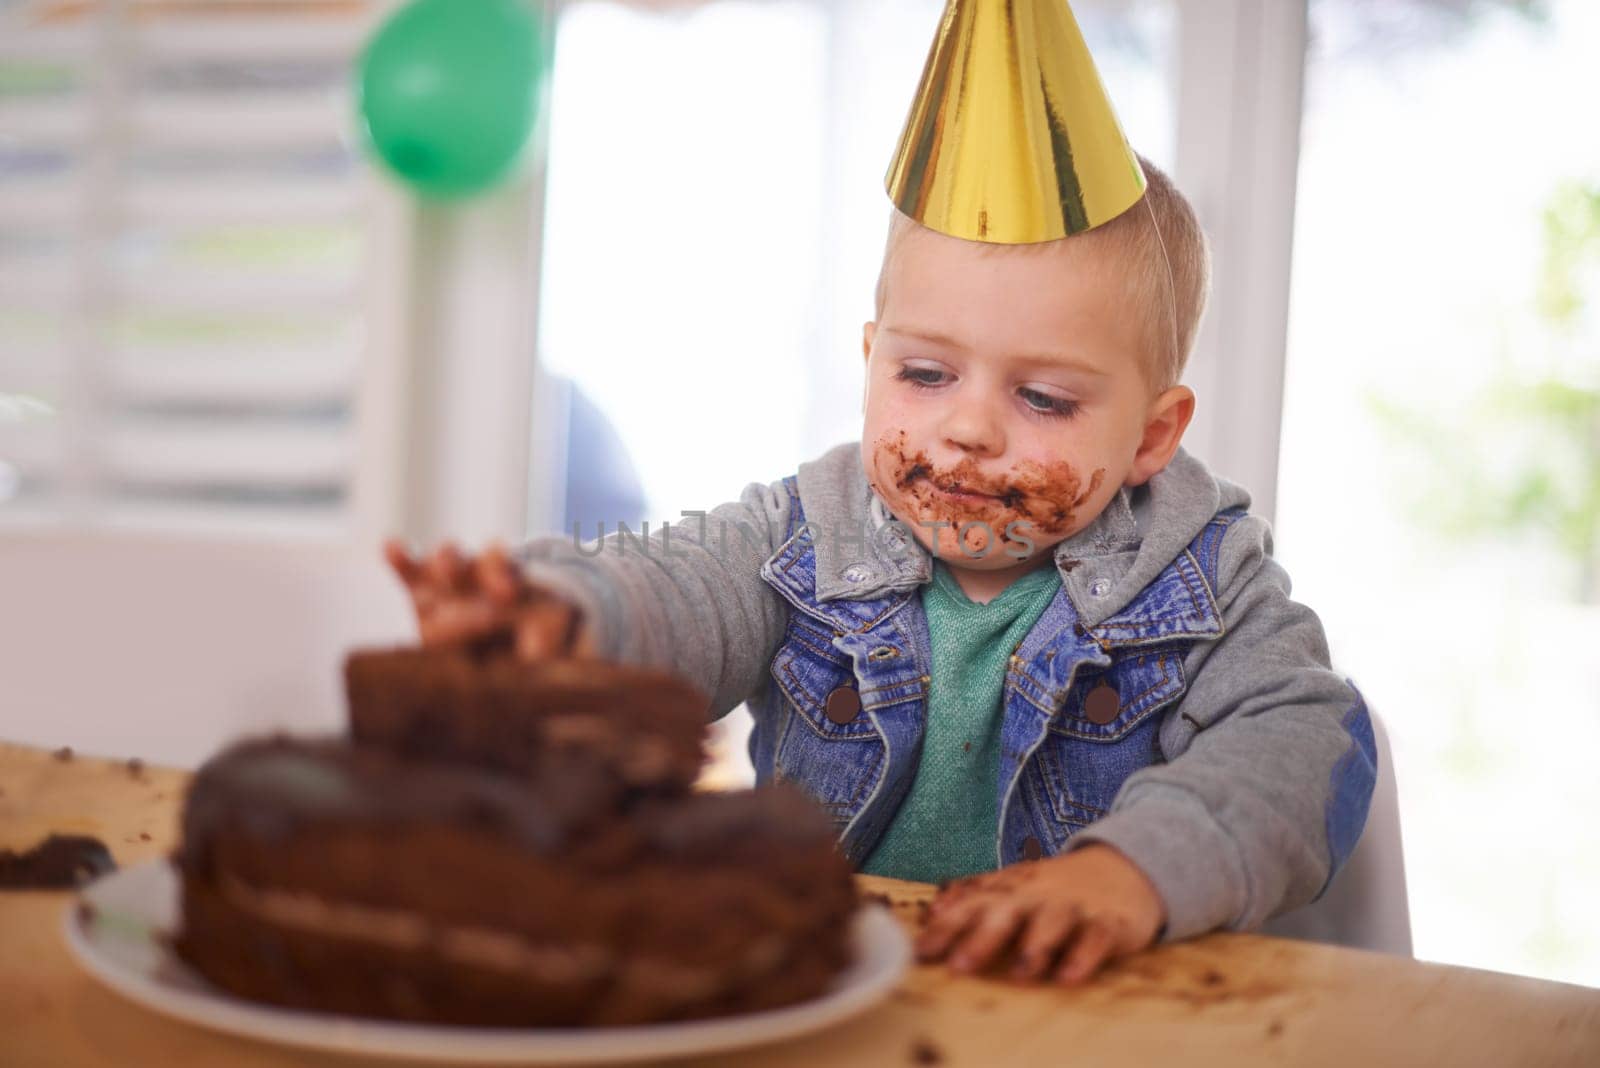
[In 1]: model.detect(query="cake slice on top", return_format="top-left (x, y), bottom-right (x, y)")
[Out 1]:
top-left (344, 647), bottom-right (709, 795)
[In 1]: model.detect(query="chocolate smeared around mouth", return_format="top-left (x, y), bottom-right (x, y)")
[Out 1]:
top-left (898, 462), bottom-right (931, 488)
top-left (870, 429), bottom-right (1106, 543)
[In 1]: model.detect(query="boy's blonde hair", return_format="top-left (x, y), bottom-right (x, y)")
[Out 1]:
top-left (874, 154), bottom-right (1211, 394)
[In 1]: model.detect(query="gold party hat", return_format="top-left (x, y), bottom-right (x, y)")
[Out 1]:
top-left (886, 0), bottom-right (1146, 244)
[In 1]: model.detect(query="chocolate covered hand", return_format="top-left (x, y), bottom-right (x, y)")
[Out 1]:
top-left (914, 843), bottom-right (1166, 985)
top-left (384, 539), bottom-right (596, 660)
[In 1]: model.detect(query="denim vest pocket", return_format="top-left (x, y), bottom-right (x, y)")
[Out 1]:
top-left (1029, 649), bottom-right (1187, 829)
top-left (1051, 650), bottom-right (1186, 741)
top-left (771, 616), bottom-right (874, 739)
top-left (769, 616), bottom-right (885, 821)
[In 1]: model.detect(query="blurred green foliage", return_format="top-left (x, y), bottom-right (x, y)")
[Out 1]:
top-left (1368, 180), bottom-right (1600, 601)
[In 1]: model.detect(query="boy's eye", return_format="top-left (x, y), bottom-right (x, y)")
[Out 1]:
top-left (1019, 387), bottom-right (1080, 420)
top-left (895, 367), bottom-right (946, 388)
top-left (896, 367), bottom-right (1081, 421)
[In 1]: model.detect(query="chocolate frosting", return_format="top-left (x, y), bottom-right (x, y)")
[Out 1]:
top-left (634, 784), bottom-right (843, 860)
top-left (180, 736), bottom-right (620, 862)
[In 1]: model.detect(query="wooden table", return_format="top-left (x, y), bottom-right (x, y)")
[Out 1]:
top-left (3, 741), bottom-right (1597, 1067)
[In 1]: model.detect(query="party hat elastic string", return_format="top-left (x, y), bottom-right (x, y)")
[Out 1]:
top-left (1144, 194), bottom-right (1184, 386)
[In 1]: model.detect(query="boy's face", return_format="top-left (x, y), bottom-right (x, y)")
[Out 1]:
top-left (860, 221), bottom-right (1194, 574)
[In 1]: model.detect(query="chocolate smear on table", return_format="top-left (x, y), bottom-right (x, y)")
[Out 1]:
top-left (0, 834), bottom-right (116, 889)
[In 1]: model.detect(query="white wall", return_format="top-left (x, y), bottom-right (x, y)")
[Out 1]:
top-left (0, 533), bottom-right (413, 768)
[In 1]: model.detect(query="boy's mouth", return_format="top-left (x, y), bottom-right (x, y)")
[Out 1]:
top-left (874, 430), bottom-right (1100, 536)
top-left (934, 482), bottom-right (998, 503)
top-left (933, 478), bottom-right (1032, 510)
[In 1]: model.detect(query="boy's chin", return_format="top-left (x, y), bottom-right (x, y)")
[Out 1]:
top-left (923, 534), bottom-right (1053, 570)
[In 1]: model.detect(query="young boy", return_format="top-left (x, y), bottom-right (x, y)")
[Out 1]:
top-left (384, 1), bottom-right (1376, 987)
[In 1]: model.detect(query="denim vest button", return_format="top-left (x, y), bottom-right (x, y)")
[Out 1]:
top-left (1085, 683), bottom-right (1121, 725)
top-left (1089, 578), bottom-right (1112, 598)
top-left (1022, 836), bottom-right (1043, 861)
top-left (825, 686), bottom-right (862, 724)
top-left (843, 563), bottom-right (874, 584)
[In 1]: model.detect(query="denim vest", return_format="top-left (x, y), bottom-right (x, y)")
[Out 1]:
top-left (749, 473), bottom-right (1246, 873)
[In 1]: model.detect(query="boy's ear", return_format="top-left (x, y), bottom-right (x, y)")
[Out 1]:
top-left (1126, 385), bottom-right (1195, 487)
top-left (860, 322), bottom-right (876, 415)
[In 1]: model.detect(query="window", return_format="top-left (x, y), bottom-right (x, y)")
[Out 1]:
top-left (0, 0), bottom-right (384, 537)
top-left (1278, 0), bottom-right (1600, 986)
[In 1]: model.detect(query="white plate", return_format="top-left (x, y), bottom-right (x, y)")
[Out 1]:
top-left (63, 859), bottom-right (911, 1064)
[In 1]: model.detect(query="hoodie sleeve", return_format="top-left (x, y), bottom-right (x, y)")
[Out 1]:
top-left (1061, 512), bottom-right (1378, 942)
top-left (511, 477), bottom-right (795, 722)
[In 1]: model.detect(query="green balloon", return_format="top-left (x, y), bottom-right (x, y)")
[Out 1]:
top-left (358, 0), bottom-right (546, 199)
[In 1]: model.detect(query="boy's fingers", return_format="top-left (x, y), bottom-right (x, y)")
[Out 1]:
top-left (477, 544), bottom-right (525, 604)
top-left (946, 900), bottom-right (1030, 975)
top-left (424, 544), bottom-right (452, 590)
top-left (512, 598), bottom-right (580, 660)
top-left (1010, 902), bottom-right (1081, 981)
top-left (426, 543), bottom-right (471, 594)
top-left (569, 619), bottom-right (600, 659)
top-left (446, 544), bottom-right (476, 592)
top-left (419, 599), bottom-right (502, 647)
top-left (1054, 920), bottom-right (1118, 985)
top-left (914, 895), bottom-right (984, 962)
top-left (928, 877), bottom-right (982, 915)
top-left (514, 624), bottom-right (557, 662)
top-left (383, 539), bottom-right (422, 587)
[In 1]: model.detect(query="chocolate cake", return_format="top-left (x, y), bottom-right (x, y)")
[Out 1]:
top-left (172, 648), bottom-right (861, 1027)
top-left (344, 648), bottom-right (709, 794)
top-left (173, 738), bottom-right (857, 1026)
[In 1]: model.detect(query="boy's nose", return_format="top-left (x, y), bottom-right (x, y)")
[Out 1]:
top-left (942, 402), bottom-right (1005, 458)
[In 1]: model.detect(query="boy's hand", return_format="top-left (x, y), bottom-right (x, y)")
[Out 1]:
top-left (914, 844), bottom-right (1166, 985)
top-left (383, 538), bottom-right (597, 660)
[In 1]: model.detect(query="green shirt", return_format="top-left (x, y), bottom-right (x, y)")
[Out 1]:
top-left (860, 558), bottom-right (1063, 883)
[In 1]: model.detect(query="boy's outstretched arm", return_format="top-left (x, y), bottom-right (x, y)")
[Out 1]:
top-left (1062, 512), bottom-right (1379, 943)
top-left (513, 479), bottom-right (796, 722)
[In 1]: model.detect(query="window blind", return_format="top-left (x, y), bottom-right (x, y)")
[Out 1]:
top-left (0, 0), bottom-right (383, 537)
